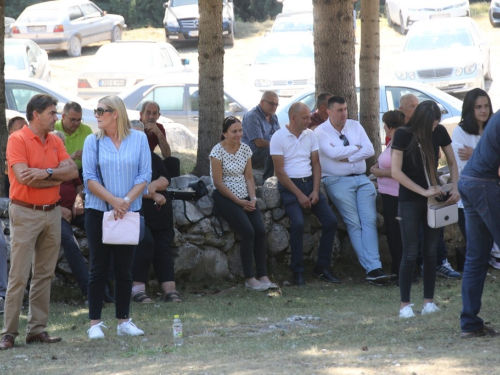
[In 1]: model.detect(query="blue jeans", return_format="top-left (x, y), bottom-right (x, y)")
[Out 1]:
top-left (398, 200), bottom-right (440, 303)
top-left (61, 214), bottom-right (88, 296)
top-left (458, 176), bottom-right (500, 332)
top-left (86, 209), bottom-right (136, 320)
top-left (278, 178), bottom-right (338, 273)
top-left (323, 174), bottom-right (381, 273)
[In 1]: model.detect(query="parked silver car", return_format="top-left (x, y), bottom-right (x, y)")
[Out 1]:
top-left (5, 39), bottom-right (52, 81)
top-left (116, 72), bottom-right (262, 135)
top-left (276, 82), bottom-right (463, 144)
top-left (490, 0), bottom-right (500, 27)
top-left (77, 41), bottom-right (190, 99)
top-left (11, 0), bottom-right (126, 57)
top-left (394, 18), bottom-right (491, 94)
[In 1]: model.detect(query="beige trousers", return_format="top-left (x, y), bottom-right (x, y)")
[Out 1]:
top-left (1, 204), bottom-right (61, 338)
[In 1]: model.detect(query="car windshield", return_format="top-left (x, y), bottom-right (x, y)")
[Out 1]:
top-left (18, 9), bottom-right (60, 23)
top-left (273, 14), bottom-right (313, 32)
top-left (255, 41), bottom-right (313, 65)
top-left (405, 28), bottom-right (474, 51)
top-left (5, 47), bottom-right (26, 70)
top-left (90, 45), bottom-right (163, 70)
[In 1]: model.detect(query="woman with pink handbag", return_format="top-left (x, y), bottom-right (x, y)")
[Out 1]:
top-left (82, 96), bottom-right (151, 340)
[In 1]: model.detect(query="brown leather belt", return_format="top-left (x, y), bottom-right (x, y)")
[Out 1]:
top-left (11, 199), bottom-right (60, 211)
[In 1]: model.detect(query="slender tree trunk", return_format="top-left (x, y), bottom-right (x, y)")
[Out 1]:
top-left (359, 0), bottom-right (381, 167)
top-left (312, 0), bottom-right (357, 119)
top-left (192, 0), bottom-right (225, 177)
top-left (0, 0), bottom-right (7, 197)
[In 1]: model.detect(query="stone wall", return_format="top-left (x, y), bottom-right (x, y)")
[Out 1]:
top-left (0, 175), bottom-right (464, 284)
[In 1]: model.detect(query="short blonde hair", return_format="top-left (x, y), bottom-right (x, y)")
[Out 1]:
top-left (96, 95), bottom-right (131, 141)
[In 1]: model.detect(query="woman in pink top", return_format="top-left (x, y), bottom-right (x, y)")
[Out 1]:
top-left (370, 110), bottom-right (406, 280)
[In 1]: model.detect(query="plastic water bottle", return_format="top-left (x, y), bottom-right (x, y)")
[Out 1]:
top-left (173, 315), bottom-right (183, 346)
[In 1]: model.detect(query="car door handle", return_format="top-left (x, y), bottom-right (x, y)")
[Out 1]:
top-left (189, 116), bottom-right (199, 121)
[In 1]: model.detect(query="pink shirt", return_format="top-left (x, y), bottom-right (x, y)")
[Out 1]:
top-left (377, 142), bottom-right (399, 197)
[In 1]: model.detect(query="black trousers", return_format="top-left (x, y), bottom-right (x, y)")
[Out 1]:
top-left (212, 190), bottom-right (267, 278)
top-left (381, 193), bottom-right (403, 276)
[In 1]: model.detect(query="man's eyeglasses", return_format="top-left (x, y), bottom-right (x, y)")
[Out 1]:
top-left (339, 134), bottom-right (350, 146)
top-left (94, 108), bottom-right (114, 116)
top-left (263, 100), bottom-right (279, 108)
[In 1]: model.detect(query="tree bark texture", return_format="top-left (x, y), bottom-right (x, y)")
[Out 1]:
top-left (359, 0), bottom-right (381, 167)
top-left (312, 0), bottom-right (358, 119)
top-left (193, 0), bottom-right (224, 177)
top-left (0, 0), bottom-right (8, 197)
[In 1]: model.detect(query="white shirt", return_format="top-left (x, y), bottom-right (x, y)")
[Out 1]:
top-left (452, 125), bottom-right (481, 209)
top-left (270, 126), bottom-right (319, 178)
top-left (315, 118), bottom-right (374, 177)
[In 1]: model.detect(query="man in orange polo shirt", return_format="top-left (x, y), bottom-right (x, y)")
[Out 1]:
top-left (0, 94), bottom-right (78, 350)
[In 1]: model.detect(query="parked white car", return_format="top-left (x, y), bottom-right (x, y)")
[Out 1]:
top-left (250, 32), bottom-right (314, 97)
top-left (276, 81), bottom-right (463, 144)
top-left (11, 0), bottom-right (126, 57)
top-left (385, 0), bottom-right (470, 35)
top-left (5, 39), bottom-right (51, 81)
top-left (491, 0), bottom-right (500, 27)
top-left (270, 11), bottom-right (313, 33)
top-left (77, 41), bottom-right (190, 99)
top-left (394, 18), bottom-right (491, 94)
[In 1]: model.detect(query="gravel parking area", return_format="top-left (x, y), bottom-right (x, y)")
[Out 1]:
top-left (47, 15), bottom-right (500, 111)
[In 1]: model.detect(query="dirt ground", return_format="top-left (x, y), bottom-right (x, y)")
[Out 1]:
top-left (47, 14), bottom-right (500, 111)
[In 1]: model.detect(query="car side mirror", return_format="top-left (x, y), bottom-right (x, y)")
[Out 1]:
top-left (182, 58), bottom-right (190, 65)
top-left (163, 2), bottom-right (169, 9)
top-left (437, 103), bottom-right (448, 115)
top-left (228, 102), bottom-right (242, 113)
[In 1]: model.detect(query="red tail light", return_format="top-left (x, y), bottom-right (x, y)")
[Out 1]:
top-left (78, 79), bottom-right (91, 89)
top-left (12, 26), bottom-right (20, 34)
top-left (53, 25), bottom-right (64, 33)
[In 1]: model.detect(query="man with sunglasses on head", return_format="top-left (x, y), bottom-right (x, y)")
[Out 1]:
top-left (315, 96), bottom-right (390, 285)
top-left (242, 91), bottom-right (281, 182)
top-left (54, 102), bottom-right (93, 181)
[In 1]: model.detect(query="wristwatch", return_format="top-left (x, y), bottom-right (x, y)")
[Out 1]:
top-left (123, 196), bottom-right (131, 202)
top-left (45, 168), bottom-right (53, 179)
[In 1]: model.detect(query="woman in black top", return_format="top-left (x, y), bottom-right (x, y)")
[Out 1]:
top-left (391, 100), bottom-right (459, 319)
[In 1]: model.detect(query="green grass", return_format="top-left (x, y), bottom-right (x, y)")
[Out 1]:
top-left (3, 271), bottom-right (500, 374)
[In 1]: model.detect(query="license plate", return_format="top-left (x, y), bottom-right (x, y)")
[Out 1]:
top-left (427, 81), bottom-right (449, 88)
top-left (430, 13), bottom-right (450, 19)
top-left (188, 30), bottom-right (199, 37)
top-left (279, 89), bottom-right (300, 96)
top-left (99, 79), bottom-right (126, 87)
top-left (28, 26), bottom-right (46, 32)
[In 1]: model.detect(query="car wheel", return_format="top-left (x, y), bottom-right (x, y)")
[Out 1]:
top-left (386, 6), bottom-right (393, 27)
top-left (399, 13), bottom-right (407, 35)
top-left (67, 36), bottom-right (82, 57)
top-left (224, 23), bottom-right (235, 47)
top-left (111, 26), bottom-right (122, 42)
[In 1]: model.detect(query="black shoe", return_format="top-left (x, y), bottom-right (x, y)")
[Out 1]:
top-left (293, 273), bottom-right (306, 287)
top-left (366, 269), bottom-right (390, 285)
top-left (104, 282), bottom-right (115, 303)
top-left (313, 267), bottom-right (341, 283)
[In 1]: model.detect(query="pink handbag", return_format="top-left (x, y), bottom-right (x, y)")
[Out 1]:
top-left (102, 211), bottom-right (141, 245)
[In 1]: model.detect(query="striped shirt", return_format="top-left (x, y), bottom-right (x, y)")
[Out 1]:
top-left (83, 130), bottom-right (151, 212)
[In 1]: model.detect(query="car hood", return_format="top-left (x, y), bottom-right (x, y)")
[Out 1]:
top-left (170, 4), bottom-right (199, 19)
top-left (399, 46), bottom-right (482, 70)
top-left (251, 61), bottom-right (314, 80)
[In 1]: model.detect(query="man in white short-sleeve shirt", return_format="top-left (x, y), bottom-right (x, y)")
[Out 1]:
top-left (271, 102), bottom-right (339, 287)
top-left (316, 95), bottom-right (389, 285)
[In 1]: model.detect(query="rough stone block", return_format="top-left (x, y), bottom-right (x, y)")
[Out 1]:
top-left (267, 223), bottom-right (289, 256)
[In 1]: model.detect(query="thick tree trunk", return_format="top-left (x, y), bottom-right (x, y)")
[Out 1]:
top-left (359, 0), bottom-right (381, 167)
top-left (0, 0), bottom-right (7, 197)
top-left (312, 0), bottom-right (357, 119)
top-left (192, 0), bottom-right (224, 177)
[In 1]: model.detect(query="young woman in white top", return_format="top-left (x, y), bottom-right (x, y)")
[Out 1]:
top-left (452, 88), bottom-right (494, 266)
top-left (210, 116), bottom-right (277, 292)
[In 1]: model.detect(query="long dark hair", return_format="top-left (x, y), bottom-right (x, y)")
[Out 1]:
top-left (403, 100), bottom-right (442, 187)
top-left (459, 88), bottom-right (493, 135)
top-left (221, 116), bottom-right (241, 141)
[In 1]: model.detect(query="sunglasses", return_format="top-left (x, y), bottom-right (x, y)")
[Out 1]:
top-left (94, 108), bottom-right (114, 116)
top-left (339, 134), bottom-right (350, 146)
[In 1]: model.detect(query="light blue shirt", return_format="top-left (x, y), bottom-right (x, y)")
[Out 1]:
top-left (83, 130), bottom-right (151, 212)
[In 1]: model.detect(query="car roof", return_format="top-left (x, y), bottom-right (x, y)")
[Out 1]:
top-left (24, 0), bottom-right (91, 10)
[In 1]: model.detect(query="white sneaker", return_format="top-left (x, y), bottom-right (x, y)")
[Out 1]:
top-left (87, 321), bottom-right (107, 339)
top-left (421, 302), bottom-right (440, 315)
top-left (117, 319), bottom-right (145, 337)
top-left (399, 304), bottom-right (415, 319)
